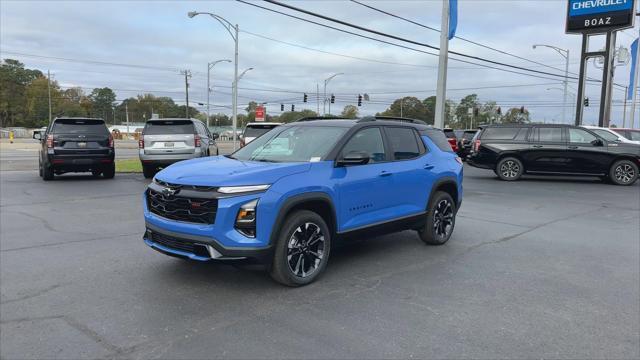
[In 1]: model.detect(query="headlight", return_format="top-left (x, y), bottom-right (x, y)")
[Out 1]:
top-left (235, 199), bottom-right (258, 238)
top-left (218, 184), bottom-right (270, 194)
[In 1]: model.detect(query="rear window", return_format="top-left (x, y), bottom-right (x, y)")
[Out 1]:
top-left (143, 120), bottom-right (194, 135)
top-left (385, 127), bottom-right (422, 160)
top-left (462, 131), bottom-right (477, 140)
top-left (422, 129), bottom-right (454, 152)
top-left (52, 119), bottom-right (108, 135)
top-left (481, 127), bottom-right (522, 140)
top-left (244, 125), bottom-right (279, 138)
top-left (443, 129), bottom-right (456, 138)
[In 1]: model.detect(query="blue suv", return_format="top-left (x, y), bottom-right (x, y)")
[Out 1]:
top-left (143, 117), bottom-right (463, 286)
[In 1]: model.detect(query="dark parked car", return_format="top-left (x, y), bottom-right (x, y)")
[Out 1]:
top-left (34, 117), bottom-right (115, 180)
top-left (467, 124), bottom-right (640, 185)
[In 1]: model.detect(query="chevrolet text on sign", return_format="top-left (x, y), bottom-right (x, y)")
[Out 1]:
top-left (566, 0), bottom-right (635, 33)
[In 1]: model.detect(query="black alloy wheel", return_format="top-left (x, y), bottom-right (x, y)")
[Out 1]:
top-left (496, 157), bottom-right (523, 181)
top-left (270, 210), bottom-right (331, 286)
top-left (610, 160), bottom-right (639, 186)
top-left (419, 191), bottom-right (456, 245)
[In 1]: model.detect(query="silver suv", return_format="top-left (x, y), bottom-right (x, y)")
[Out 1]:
top-left (139, 118), bottom-right (219, 178)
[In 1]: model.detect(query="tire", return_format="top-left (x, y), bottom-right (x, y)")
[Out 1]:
top-left (142, 164), bottom-right (155, 179)
top-left (216, 148), bottom-right (219, 156)
top-left (38, 157), bottom-right (43, 177)
top-left (418, 191), bottom-right (456, 246)
top-left (42, 163), bottom-right (54, 181)
top-left (270, 210), bottom-right (331, 287)
top-left (609, 159), bottom-right (639, 186)
top-left (496, 157), bottom-right (523, 181)
top-left (102, 163), bottom-right (115, 179)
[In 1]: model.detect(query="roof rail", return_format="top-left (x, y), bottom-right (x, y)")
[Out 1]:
top-left (296, 116), bottom-right (349, 122)
top-left (356, 116), bottom-right (427, 125)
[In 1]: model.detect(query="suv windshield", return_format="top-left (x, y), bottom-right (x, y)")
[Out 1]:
top-left (231, 125), bottom-right (347, 162)
top-left (144, 120), bottom-right (194, 135)
top-left (52, 119), bottom-right (108, 135)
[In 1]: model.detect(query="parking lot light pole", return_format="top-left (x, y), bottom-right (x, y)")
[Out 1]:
top-left (323, 73), bottom-right (343, 115)
top-left (207, 60), bottom-right (231, 130)
top-left (188, 11), bottom-right (240, 148)
top-left (533, 44), bottom-right (570, 123)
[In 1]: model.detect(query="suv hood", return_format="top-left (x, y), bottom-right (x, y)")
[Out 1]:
top-left (154, 155), bottom-right (311, 187)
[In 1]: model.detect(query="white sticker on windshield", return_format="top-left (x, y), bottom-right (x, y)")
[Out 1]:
top-left (310, 157), bottom-right (322, 162)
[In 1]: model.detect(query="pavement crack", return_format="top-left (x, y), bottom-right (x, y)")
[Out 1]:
top-left (1, 283), bottom-right (64, 305)
top-left (0, 232), bottom-right (140, 253)
top-left (62, 316), bottom-right (123, 354)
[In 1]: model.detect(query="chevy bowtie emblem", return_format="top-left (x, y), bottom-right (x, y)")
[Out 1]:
top-left (161, 187), bottom-right (178, 197)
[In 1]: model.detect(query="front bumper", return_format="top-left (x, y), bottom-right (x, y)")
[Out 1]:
top-left (143, 223), bottom-right (273, 262)
top-left (142, 189), bottom-right (277, 263)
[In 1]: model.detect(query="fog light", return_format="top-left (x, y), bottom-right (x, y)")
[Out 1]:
top-left (235, 199), bottom-right (257, 237)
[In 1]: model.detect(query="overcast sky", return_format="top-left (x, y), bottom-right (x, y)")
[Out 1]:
top-left (1, 0), bottom-right (639, 126)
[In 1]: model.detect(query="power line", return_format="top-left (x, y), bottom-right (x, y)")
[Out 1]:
top-left (349, 0), bottom-right (575, 76)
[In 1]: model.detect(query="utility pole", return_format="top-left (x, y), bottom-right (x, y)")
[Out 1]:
top-left (47, 70), bottom-right (52, 124)
top-left (316, 83), bottom-right (320, 115)
top-left (624, 85), bottom-right (629, 128)
top-left (181, 70), bottom-right (191, 118)
top-left (434, 0), bottom-right (450, 129)
top-left (125, 102), bottom-right (130, 137)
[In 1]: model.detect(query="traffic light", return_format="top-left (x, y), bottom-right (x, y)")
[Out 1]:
top-left (357, 94), bottom-right (362, 107)
top-left (520, 106), bottom-right (525, 114)
top-left (303, 93), bottom-right (308, 103)
top-left (280, 104), bottom-right (284, 111)
top-left (291, 104), bottom-right (295, 112)
top-left (330, 94), bottom-right (335, 104)
top-left (496, 107), bottom-right (502, 115)
top-left (584, 97), bottom-right (590, 107)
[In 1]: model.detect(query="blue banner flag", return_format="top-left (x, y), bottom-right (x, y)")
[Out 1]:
top-left (448, 0), bottom-right (458, 40)
top-left (628, 38), bottom-right (638, 100)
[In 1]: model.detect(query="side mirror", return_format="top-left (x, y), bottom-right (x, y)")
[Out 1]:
top-left (212, 133), bottom-right (219, 140)
top-left (591, 139), bottom-right (604, 146)
top-left (33, 132), bottom-right (42, 140)
top-left (337, 151), bottom-right (370, 167)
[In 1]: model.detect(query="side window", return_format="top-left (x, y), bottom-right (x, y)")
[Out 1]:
top-left (514, 127), bottom-right (529, 141)
top-left (481, 127), bottom-right (520, 140)
top-left (569, 128), bottom-right (598, 143)
top-left (341, 127), bottom-right (386, 163)
top-left (536, 127), bottom-right (563, 142)
top-left (385, 127), bottom-right (421, 160)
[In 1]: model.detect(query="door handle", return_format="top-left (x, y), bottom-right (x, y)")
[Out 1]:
top-left (568, 145), bottom-right (579, 150)
top-left (424, 164), bottom-right (435, 170)
top-left (379, 171), bottom-right (393, 177)
top-left (532, 145), bottom-right (543, 148)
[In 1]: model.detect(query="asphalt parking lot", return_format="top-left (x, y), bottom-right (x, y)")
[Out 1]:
top-left (1, 161), bottom-right (639, 358)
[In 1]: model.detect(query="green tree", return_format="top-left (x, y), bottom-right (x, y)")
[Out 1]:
top-left (0, 59), bottom-right (43, 127)
top-left (341, 105), bottom-right (358, 119)
top-left (454, 94), bottom-right (479, 129)
top-left (24, 77), bottom-right (62, 127)
top-left (501, 107), bottom-right (530, 124)
top-left (275, 109), bottom-right (317, 123)
top-left (89, 87), bottom-right (116, 121)
top-left (379, 96), bottom-right (427, 121)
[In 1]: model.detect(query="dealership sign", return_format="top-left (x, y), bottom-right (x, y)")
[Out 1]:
top-left (255, 106), bottom-right (265, 122)
top-left (566, 0), bottom-right (635, 33)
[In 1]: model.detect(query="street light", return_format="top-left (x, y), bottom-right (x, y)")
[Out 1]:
top-left (323, 73), bottom-right (343, 115)
top-left (533, 44), bottom-right (570, 124)
top-left (207, 59), bottom-right (231, 129)
top-left (189, 11), bottom-right (241, 149)
top-left (547, 87), bottom-right (576, 123)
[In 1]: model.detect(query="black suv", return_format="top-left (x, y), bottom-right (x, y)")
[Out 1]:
top-left (34, 117), bottom-right (115, 180)
top-left (467, 124), bottom-right (640, 186)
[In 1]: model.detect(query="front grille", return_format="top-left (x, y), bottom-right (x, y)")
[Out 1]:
top-left (151, 232), bottom-right (195, 253)
top-left (147, 189), bottom-right (218, 224)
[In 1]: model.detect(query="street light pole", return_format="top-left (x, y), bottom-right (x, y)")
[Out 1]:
top-left (188, 11), bottom-right (242, 149)
top-left (207, 59), bottom-right (231, 130)
top-left (533, 44), bottom-right (570, 123)
top-left (323, 73), bottom-right (343, 115)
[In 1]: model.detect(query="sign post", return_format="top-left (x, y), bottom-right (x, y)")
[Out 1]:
top-left (566, 0), bottom-right (635, 127)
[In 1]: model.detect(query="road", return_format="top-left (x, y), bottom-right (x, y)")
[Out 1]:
top-left (0, 165), bottom-right (638, 359)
